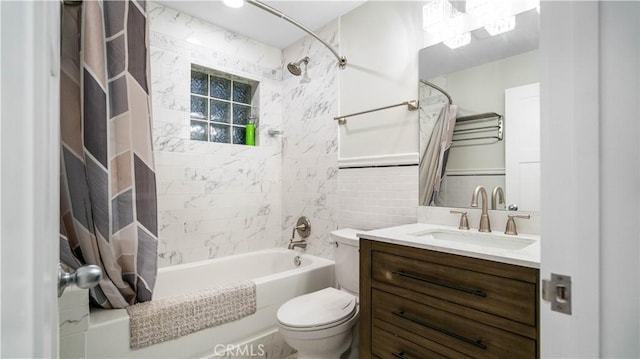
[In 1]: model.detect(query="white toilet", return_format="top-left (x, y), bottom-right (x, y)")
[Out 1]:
top-left (277, 228), bottom-right (360, 359)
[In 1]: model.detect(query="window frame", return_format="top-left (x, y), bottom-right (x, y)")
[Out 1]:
top-left (189, 65), bottom-right (258, 145)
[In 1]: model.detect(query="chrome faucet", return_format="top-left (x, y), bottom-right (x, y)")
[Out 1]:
top-left (287, 224), bottom-right (308, 249)
top-left (287, 217), bottom-right (311, 250)
top-left (288, 239), bottom-right (307, 250)
top-left (491, 186), bottom-right (505, 210)
top-left (471, 186), bottom-right (491, 232)
top-left (505, 214), bottom-right (531, 235)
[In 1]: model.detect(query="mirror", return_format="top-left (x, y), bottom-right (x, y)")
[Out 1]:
top-left (418, 7), bottom-right (540, 212)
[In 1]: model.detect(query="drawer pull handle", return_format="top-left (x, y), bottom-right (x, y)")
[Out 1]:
top-left (392, 310), bottom-right (488, 350)
top-left (392, 270), bottom-right (487, 297)
top-left (392, 351), bottom-right (410, 359)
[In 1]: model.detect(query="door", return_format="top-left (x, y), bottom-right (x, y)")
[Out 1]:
top-left (505, 83), bottom-right (540, 212)
top-left (540, 2), bottom-right (600, 356)
top-left (1, 1), bottom-right (60, 357)
top-left (541, 1), bottom-right (639, 357)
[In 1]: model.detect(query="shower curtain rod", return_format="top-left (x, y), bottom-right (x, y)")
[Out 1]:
top-left (247, 0), bottom-right (347, 69)
top-left (421, 80), bottom-right (453, 105)
top-left (61, 0), bottom-right (347, 68)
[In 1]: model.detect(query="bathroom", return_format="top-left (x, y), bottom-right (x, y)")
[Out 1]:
top-left (1, 0), bottom-right (639, 358)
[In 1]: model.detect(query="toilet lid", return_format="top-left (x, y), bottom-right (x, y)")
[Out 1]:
top-left (277, 288), bottom-right (357, 329)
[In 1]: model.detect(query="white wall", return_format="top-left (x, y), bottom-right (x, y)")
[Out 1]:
top-left (338, 1), bottom-right (423, 159)
top-left (149, 4), bottom-right (284, 266)
top-left (329, 1), bottom-right (423, 230)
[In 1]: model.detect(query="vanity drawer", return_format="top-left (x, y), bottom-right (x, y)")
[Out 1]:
top-left (372, 289), bottom-right (536, 359)
top-left (372, 326), bottom-right (448, 359)
top-left (372, 250), bottom-right (536, 325)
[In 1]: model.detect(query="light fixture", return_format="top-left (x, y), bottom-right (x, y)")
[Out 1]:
top-left (443, 12), bottom-right (470, 49)
top-left (422, 0), bottom-right (532, 49)
top-left (444, 32), bottom-right (471, 49)
top-left (466, 0), bottom-right (492, 13)
top-left (484, 15), bottom-right (516, 35)
top-left (423, 0), bottom-right (453, 34)
top-left (465, 0), bottom-right (494, 24)
top-left (223, 0), bottom-right (244, 8)
top-left (467, 0), bottom-right (513, 24)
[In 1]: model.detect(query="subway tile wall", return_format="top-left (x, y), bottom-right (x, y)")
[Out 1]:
top-left (338, 166), bottom-right (418, 230)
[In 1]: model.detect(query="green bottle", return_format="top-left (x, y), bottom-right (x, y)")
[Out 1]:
top-left (245, 119), bottom-right (255, 146)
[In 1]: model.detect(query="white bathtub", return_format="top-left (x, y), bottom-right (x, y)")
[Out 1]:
top-left (85, 248), bottom-right (335, 358)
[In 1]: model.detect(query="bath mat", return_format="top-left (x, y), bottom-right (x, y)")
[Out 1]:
top-left (126, 280), bottom-right (256, 349)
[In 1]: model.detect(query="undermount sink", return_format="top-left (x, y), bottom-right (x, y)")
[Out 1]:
top-left (409, 229), bottom-right (535, 251)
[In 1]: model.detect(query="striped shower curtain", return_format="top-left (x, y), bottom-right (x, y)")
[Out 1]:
top-left (59, 0), bottom-right (158, 309)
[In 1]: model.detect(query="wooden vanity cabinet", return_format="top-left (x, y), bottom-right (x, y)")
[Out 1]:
top-left (359, 238), bottom-right (540, 359)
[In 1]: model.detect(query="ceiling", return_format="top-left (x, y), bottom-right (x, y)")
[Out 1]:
top-left (156, 0), bottom-right (367, 49)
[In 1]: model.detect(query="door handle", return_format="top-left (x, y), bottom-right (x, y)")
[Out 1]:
top-left (58, 264), bottom-right (102, 297)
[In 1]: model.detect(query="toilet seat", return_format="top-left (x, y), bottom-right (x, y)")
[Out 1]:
top-left (277, 287), bottom-right (357, 331)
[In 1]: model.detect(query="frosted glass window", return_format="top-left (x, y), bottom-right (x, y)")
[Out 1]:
top-left (210, 100), bottom-right (230, 123)
top-left (232, 127), bottom-right (246, 145)
top-left (210, 124), bottom-right (230, 143)
top-left (233, 82), bottom-right (252, 104)
top-left (190, 120), bottom-right (207, 141)
top-left (190, 70), bottom-right (208, 95)
top-left (189, 66), bottom-right (258, 145)
top-left (232, 104), bottom-right (251, 126)
top-left (190, 95), bottom-right (207, 120)
top-left (210, 76), bottom-right (231, 100)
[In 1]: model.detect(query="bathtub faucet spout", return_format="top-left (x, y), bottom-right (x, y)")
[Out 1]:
top-left (288, 239), bottom-right (307, 250)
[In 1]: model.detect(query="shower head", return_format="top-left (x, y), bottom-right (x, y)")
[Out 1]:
top-left (287, 57), bottom-right (309, 76)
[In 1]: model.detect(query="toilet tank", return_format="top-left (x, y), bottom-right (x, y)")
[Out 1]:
top-left (331, 228), bottom-right (361, 296)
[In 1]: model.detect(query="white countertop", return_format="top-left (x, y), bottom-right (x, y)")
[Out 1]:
top-left (357, 223), bottom-right (540, 269)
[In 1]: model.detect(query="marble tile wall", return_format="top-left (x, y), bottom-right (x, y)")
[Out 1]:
top-left (338, 166), bottom-right (418, 230)
top-left (280, 21), bottom-right (341, 260)
top-left (149, 3), bottom-right (284, 266)
top-left (149, 2), bottom-right (421, 266)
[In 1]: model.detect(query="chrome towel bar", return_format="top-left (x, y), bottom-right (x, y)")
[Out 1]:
top-left (334, 100), bottom-right (418, 124)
